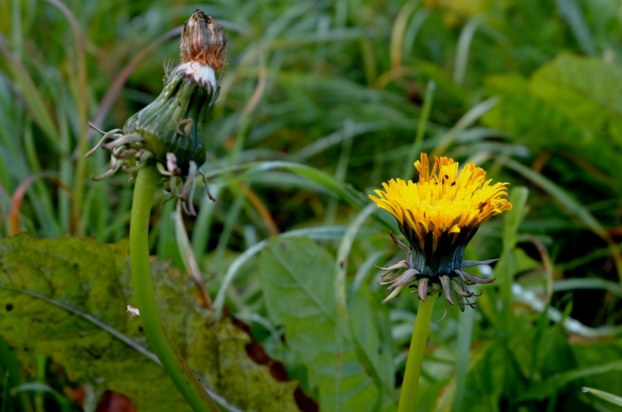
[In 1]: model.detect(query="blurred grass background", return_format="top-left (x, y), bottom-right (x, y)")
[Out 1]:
top-left (1, 0), bottom-right (622, 411)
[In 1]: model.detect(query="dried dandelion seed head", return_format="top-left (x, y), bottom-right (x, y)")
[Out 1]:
top-left (369, 153), bottom-right (512, 310)
top-left (86, 10), bottom-right (228, 215)
top-left (180, 10), bottom-right (227, 71)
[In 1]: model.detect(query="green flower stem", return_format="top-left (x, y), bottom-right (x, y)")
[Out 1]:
top-left (398, 294), bottom-right (437, 412)
top-left (130, 166), bottom-right (220, 412)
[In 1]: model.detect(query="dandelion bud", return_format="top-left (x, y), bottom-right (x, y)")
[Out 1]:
top-left (87, 10), bottom-right (227, 214)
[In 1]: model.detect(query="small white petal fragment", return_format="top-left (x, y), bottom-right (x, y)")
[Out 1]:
top-left (166, 152), bottom-right (179, 174)
top-left (126, 305), bottom-right (140, 317)
top-left (177, 61), bottom-right (216, 90)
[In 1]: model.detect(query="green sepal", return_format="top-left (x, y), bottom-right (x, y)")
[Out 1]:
top-left (123, 66), bottom-right (217, 173)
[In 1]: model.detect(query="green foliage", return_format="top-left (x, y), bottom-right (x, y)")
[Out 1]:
top-left (531, 55), bottom-right (622, 142)
top-left (484, 55), bottom-right (622, 191)
top-left (1, 0), bottom-right (622, 411)
top-left (0, 234), bottom-right (300, 412)
top-left (260, 236), bottom-right (392, 411)
top-left (582, 387), bottom-right (622, 408)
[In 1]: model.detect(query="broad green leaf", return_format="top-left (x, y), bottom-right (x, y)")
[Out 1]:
top-left (461, 341), bottom-right (507, 412)
top-left (482, 73), bottom-right (622, 188)
top-left (214, 225), bottom-right (364, 319)
top-left (432, 340), bottom-right (497, 412)
top-left (0, 234), bottom-right (302, 412)
top-left (349, 289), bottom-right (396, 404)
top-left (260, 237), bottom-right (381, 411)
top-left (482, 73), bottom-right (585, 143)
top-left (530, 54), bottom-right (622, 143)
top-left (334, 204), bottom-right (397, 405)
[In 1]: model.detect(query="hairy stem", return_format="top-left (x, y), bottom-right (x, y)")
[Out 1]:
top-left (130, 166), bottom-right (220, 412)
top-left (398, 294), bottom-right (437, 412)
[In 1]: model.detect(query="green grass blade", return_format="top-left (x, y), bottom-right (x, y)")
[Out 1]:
top-left (582, 387), bottom-right (622, 407)
top-left (191, 188), bottom-right (220, 270)
top-left (453, 17), bottom-right (482, 85)
top-left (503, 157), bottom-right (622, 283)
top-left (553, 278), bottom-right (622, 297)
top-left (503, 158), bottom-right (604, 237)
top-left (403, 81), bottom-right (435, 180)
top-left (497, 187), bottom-right (528, 326)
top-left (0, 37), bottom-right (60, 151)
top-left (555, 0), bottom-right (596, 55)
top-left (234, 161), bottom-right (396, 229)
top-left (432, 97), bottom-right (500, 156)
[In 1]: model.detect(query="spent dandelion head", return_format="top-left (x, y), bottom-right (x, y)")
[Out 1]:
top-left (86, 10), bottom-right (227, 215)
top-left (369, 153), bottom-right (512, 310)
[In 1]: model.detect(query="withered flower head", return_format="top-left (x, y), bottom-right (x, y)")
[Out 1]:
top-left (369, 153), bottom-right (512, 310)
top-left (86, 10), bottom-right (228, 215)
top-left (180, 10), bottom-right (227, 70)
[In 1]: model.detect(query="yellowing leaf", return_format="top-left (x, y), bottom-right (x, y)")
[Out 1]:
top-left (0, 234), bottom-right (304, 412)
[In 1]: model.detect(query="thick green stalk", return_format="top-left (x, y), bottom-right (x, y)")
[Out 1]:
top-left (398, 294), bottom-right (437, 412)
top-left (130, 166), bottom-right (220, 412)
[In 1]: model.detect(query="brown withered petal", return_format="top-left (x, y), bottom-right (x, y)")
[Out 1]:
top-left (180, 10), bottom-right (227, 70)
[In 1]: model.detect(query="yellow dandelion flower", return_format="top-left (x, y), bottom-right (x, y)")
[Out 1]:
top-left (369, 153), bottom-right (512, 309)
